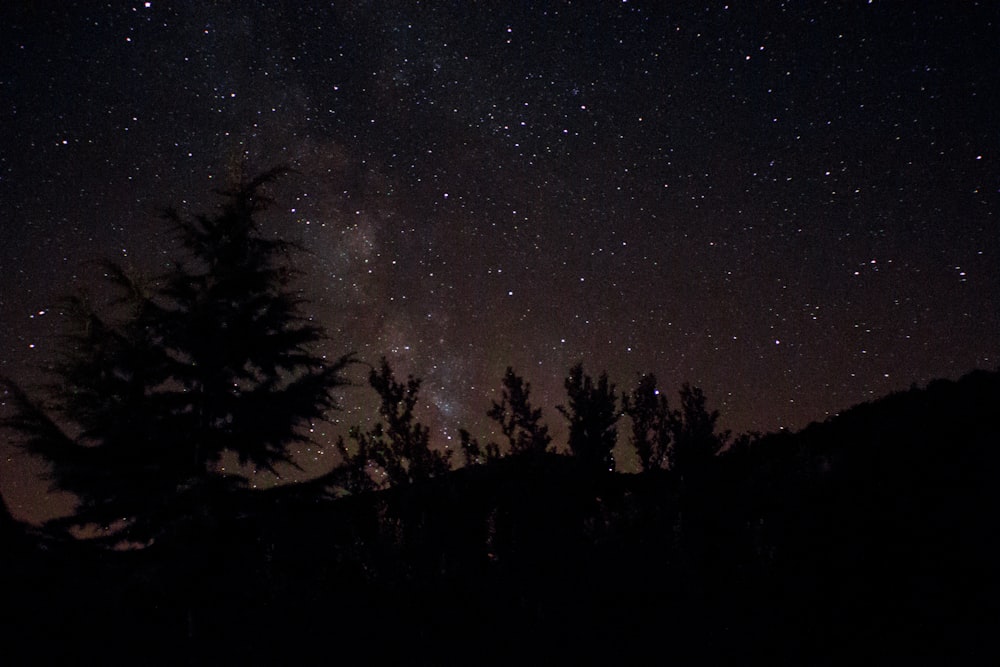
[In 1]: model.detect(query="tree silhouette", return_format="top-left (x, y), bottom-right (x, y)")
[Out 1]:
top-left (159, 169), bottom-right (353, 475)
top-left (558, 363), bottom-right (619, 473)
top-left (338, 358), bottom-right (452, 487)
top-left (333, 431), bottom-right (379, 494)
top-left (487, 367), bottom-right (552, 457)
top-left (622, 373), bottom-right (671, 472)
top-left (668, 383), bottom-right (730, 475)
top-left (0, 168), bottom-right (353, 544)
top-left (457, 429), bottom-right (501, 467)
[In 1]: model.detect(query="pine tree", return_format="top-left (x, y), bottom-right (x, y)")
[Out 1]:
top-left (0, 169), bottom-right (353, 545)
top-left (558, 363), bottom-right (619, 473)
top-left (159, 169), bottom-right (353, 476)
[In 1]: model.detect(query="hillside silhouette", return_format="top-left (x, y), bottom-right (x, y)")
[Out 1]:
top-left (2, 369), bottom-right (998, 664)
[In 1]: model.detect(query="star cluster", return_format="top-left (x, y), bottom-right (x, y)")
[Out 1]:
top-left (1, 2), bottom-right (997, 518)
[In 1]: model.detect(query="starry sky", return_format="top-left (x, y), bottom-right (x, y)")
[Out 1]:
top-left (2, 2), bottom-right (998, 521)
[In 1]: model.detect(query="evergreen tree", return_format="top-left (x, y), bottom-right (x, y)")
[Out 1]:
top-left (558, 363), bottom-right (619, 473)
top-left (622, 373), bottom-right (671, 472)
top-left (160, 169), bottom-right (352, 475)
top-left (0, 169), bottom-right (353, 544)
top-left (487, 367), bottom-right (552, 457)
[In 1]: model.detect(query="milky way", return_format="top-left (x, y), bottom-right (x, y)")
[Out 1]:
top-left (2, 2), bottom-right (998, 520)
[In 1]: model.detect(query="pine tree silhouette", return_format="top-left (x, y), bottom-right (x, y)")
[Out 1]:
top-left (0, 168), bottom-right (353, 545)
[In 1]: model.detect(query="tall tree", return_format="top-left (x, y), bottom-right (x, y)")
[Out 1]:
top-left (0, 169), bottom-right (353, 544)
top-left (160, 169), bottom-right (352, 475)
top-left (622, 373), bottom-right (671, 472)
top-left (487, 367), bottom-right (552, 457)
top-left (668, 383), bottom-right (730, 475)
top-left (558, 363), bottom-right (619, 473)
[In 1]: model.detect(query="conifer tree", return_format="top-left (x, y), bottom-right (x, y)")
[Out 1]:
top-left (0, 169), bottom-right (353, 544)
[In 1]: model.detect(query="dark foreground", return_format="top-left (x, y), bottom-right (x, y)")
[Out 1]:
top-left (3, 371), bottom-right (999, 664)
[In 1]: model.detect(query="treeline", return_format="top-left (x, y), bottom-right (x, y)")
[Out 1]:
top-left (0, 169), bottom-right (731, 546)
top-left (331, 356), bottom-right (733, 491)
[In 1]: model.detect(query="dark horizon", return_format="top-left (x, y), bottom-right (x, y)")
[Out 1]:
top-left (3, 368), bottom-right (998, 664)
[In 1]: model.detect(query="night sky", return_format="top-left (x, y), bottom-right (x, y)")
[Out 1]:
top-left (2, 2), bottom-right (998, 522)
